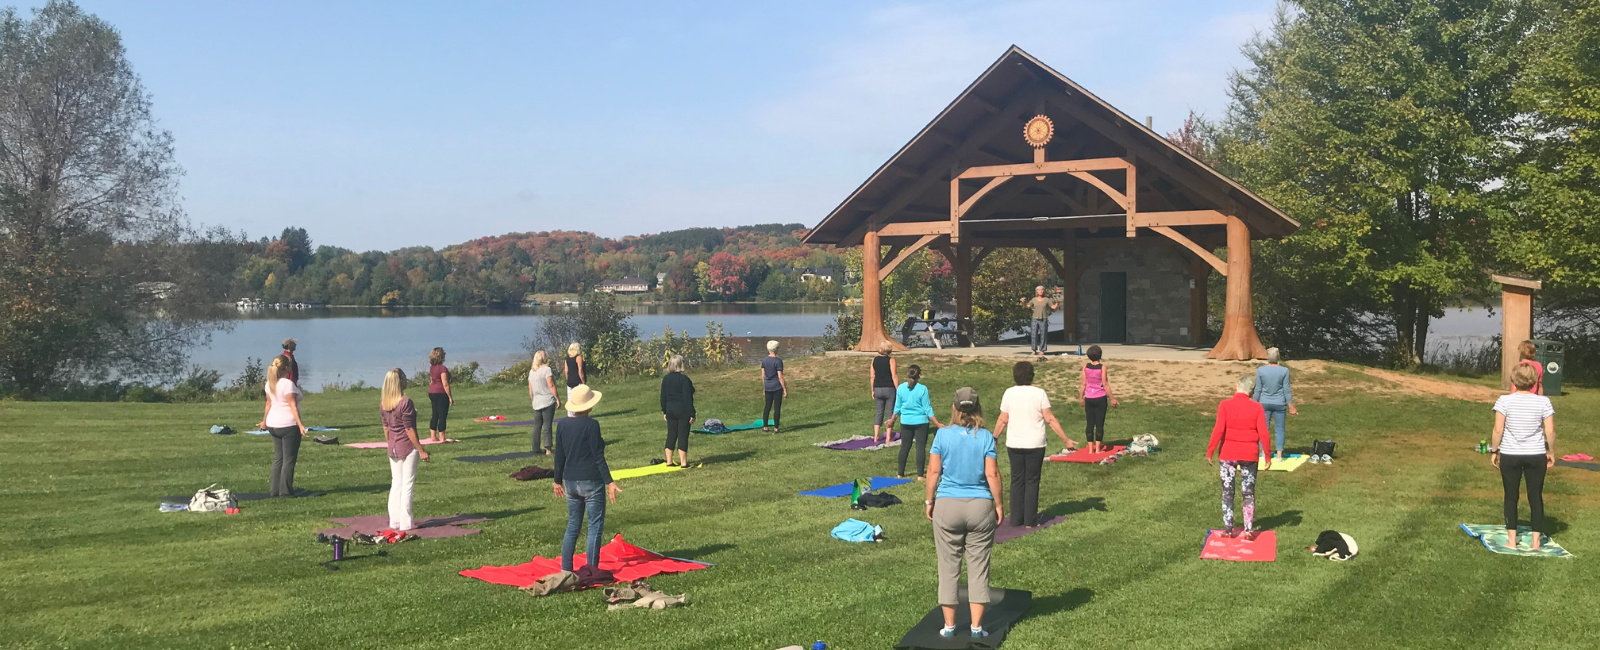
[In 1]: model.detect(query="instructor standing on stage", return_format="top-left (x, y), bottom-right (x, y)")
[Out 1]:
top-left (1021, 286), bottom-right (1058, 357)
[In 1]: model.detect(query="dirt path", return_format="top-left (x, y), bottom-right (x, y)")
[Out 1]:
top-left (1352, 367), bottom-right (1502, 403)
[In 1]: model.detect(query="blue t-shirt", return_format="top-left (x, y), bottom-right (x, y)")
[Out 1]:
top-left (893, 382), bottom-right (934, 425)
top-left (930, 425), bottom-right (997, 500)
top-left (761, 356), bottom-right (784, 392)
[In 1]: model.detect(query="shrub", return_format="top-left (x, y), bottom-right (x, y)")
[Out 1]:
top-left (821, 309), bottom-right (862, 351)
top-left (488, 360), bottom-right (533, 386)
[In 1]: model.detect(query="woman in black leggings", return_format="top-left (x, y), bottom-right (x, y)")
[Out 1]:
top-left (760, 340), bottom-right (786, 433)
top-left (1490, 363), bottom-right (1557, 549)
top-left (660, 354), bottom-right (695, 468)
top-left (1077, 345), bottom-right (1118, 453)
top-left (426, 347), bottom-right (453, 442)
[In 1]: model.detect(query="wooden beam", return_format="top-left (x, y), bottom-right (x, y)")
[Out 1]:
top-left (1063, 228), bottom-right (1079, 343)
top-left (1149, 226), bottom-right (1227, 276)
top-left (1204, 215), bottom-right (1266, 360)
top-left (1129, 210), bottom-right (1229, 228)
top-left (882, 244), bottom-right (905, 265)
top-left (1036, 247), bottom-right (1068, 279)
top-left (1040, 184), bottom-right (1088, 213)
top-left (1069, 170), bottom-right (1129, 210)
top-left (891, 166), bottom-right (921, 180)
top-left (965, 236), bottom-right (1068, 248)
top-left (963, 216), bottom-right (1126, 232)
top-left (879, 234), bottom-right (943, 281)
top-left (856, 228), bottom-right (905, 352)
top-left (972, 246), bottom-right (995, 268)
top-left (928, 130), bottom-right (961, 148)
top-left (954, 177), bottom-right (1013, 218)
top-left (878, 221), bottom-right (953, 237)
top-left (957, 157), bottom-right (1129, 180)
top-left (1125, 159), bottom-right (1138, 238)
top-left (971, 94), bottom-right (1001, 113)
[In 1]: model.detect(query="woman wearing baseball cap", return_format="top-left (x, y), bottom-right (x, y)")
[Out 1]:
top-left (924, 386), bottom-right (1003, 640)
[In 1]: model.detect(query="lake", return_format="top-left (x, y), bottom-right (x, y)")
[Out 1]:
top-left (192, 303), bottom-right (842, 389)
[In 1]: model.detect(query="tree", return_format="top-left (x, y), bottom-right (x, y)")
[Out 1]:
top-left (970, 249), bottom-right (1048, 342)
top-left (704, 252), bottom-right (749, 300)
top-left (0, 1), bottom-right (229, 396)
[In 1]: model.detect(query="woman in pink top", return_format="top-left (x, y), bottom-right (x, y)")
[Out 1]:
top-left (257, 356), bottom-right (306, 498)
top-left (1517, 340), bottom-right (1544, 395)
top-left (1077, 345), bottom-right (1119, 455)
top-left (1205, 374), bottom-right (1273, 540)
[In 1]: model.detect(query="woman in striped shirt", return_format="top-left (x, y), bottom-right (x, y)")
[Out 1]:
top-left (1490, 363), bottom-right (1557, 550)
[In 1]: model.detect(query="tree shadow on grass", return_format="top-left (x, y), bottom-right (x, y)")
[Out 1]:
top-left (478, 507), bottom-right (541, 521)
top-left (1255, 510), bottom-right (1303, 531)
top-left (1028, 587), bottom-right (1094, 618)
top-left (324, 483), bottom-right (390, 496)
top-left (698, 451), bottom-right (757, 465)
top-left (1042, 497), bottom-right (1106, 518)
top-left (595, 408), bottom-right (636, 418)
top-left (467, 432), bottom-right (517, 441)
top-left (657, 543), bottom-right (735, 561)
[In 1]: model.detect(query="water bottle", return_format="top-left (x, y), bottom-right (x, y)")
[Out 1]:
top-left (1479, 439), bottom-right (1488, 454)
top-left (812, 642), bottom-right (826, 650)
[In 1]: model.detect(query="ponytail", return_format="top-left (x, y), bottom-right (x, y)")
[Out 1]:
top-left (906, 364), bottom-right (922, 388)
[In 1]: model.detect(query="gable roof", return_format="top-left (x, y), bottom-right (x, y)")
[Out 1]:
top-left (803, 46), bottom-right (1297, 246)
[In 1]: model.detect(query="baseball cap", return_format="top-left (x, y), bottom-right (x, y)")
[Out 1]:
top-left (953, 386), bottom-right (981, 413)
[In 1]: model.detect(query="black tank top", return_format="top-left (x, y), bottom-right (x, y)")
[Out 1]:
top-left (872, 356), bottom-right (893, 388)
top-left (566, 357), bottom-right (581, 388)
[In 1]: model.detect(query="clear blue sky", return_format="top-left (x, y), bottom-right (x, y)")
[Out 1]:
top-left (73, 0), bottom-right (1276, 251)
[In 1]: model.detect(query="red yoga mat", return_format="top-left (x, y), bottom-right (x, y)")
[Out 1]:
top-left (1199, 529), bottom-right (1277, 562)
top-left (1047, 445), bottom-right (1126, 463)
top-left (459, 534), bottom-right (710, 588)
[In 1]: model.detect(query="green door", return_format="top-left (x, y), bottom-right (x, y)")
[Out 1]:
top-left (1100, 272), bottom-right (1126, 343)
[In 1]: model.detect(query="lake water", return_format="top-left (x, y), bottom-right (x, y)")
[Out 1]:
top-left (192, 303), bottom-right (841, 389)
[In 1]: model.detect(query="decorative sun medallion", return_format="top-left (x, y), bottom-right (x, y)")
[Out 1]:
top-left (1023, 114), bottom-right (1054, 149)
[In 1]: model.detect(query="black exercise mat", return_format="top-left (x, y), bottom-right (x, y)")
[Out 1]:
top-left (453, 451), bottom-right (538, 463)
top-left (1556, 460), bottom-right (1600, 472)
top-left (896, 587), bottom-right (1031, 650)
top-left (160, 488), bottom-right (325, 504)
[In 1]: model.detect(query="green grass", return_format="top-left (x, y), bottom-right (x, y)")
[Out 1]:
top-left (4, 355), bottom-right (1600, 649)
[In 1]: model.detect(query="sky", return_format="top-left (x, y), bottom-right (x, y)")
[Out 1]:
top-left (71, 0), bottom-right (1278, 251)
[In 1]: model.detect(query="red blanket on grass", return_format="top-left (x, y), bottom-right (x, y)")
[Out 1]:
top-left (459, 535), bottom-right (710, 588)
top-left (1047, 445), bottom-right (1126, 463)
top-left (1199, 529), bottom-right (1277, 562)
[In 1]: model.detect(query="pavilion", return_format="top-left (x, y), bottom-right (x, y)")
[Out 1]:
top-left (802, 46), bottom-right (1299, 360)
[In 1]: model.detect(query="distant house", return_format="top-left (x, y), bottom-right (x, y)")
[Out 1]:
top-left (597, 277), bottom-right (650, 294)
top-left (782, 267), bottom-right (837, 283)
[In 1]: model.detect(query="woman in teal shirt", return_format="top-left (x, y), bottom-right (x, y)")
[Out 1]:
top-left (886, 365), bottom-right (943, 480)
top-left (923, 386), bottom-right (1003, 640)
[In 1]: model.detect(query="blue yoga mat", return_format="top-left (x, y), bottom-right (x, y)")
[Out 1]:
top-left (798, 476), bottom-right (912, 498)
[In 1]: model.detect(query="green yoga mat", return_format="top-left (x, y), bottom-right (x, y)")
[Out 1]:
top-left (692, 419), bottom-right (773, 434)
top-left (610, 463), bottom-right (688, 480)
top-left (1459, 524), bottom-right (1574, 557)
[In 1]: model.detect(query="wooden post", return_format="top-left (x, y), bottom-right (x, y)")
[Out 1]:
top-left (1492, 274), bottom-right (1541, 390)
top-left (1204, 215), bottom-right (1266, 360)
top-left (1189, 258), bottom-right (1209, 346)
top-left (857, 228), bottom-right (903, 351)
top-left (955, 242), bottom-right (973, 347)
top-left (1062, 228), bottom-right (1078, 343)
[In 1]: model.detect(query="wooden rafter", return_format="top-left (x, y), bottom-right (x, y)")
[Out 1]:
top-left (1149, 226), bottom-right (1226, 276)
top-left (878, 221), bottom-right (953, 237)
top-left (879, 234), bottom-right (943, 281)
top-left (1129, 210), bottom-right (1228, 228)
top-left (957, 157), bottom-right (1129, 180)
top-left (972, 246), bottom-right (995, 268)
top-left (1035, 247), bottom-right (1068, 279)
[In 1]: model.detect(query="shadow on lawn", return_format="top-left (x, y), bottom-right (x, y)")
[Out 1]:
top-left (698, 451), bottom-right (757, 465)
top-left (595, 408), bottom-right (636, 418)
top-left (1043, 497), bottom-right (1107, 517)
top-left (1256, 510), bottom-right (1303, 531)
top-left (324, 424), bottom-right (375, 430)
top-left (325, 483), bottom-right (390, 496)
top-left (658, 543), bottom-right (735, 561)
top-left (478, 506), bottom-right (541, 521)
top-left (778, 422), bottom-right (830, 433)
top-left (1029, 587), bottom-right (1094, 618)
top-left (1544, 516), bottom-right (1571, 536)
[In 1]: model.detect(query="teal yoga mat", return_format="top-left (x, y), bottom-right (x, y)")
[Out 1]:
top-left (692, 419), bottom-right (773, 434)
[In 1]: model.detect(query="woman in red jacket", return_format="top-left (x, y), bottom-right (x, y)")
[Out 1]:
top-left (1205, 374), bottom-right (1274, 540)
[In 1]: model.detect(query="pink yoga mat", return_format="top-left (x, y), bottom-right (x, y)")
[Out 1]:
top-left (344, 438), bottom-right (458, 449)
top-left (1047, 446), bottom-right (1126, 463)
top-left (316, 513), bottom-right (491, 539)
top-left (1199, 529), bottom-right (1277, 562)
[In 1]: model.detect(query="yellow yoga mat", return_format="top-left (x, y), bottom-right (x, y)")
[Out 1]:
top-left (611, 463), bottom-right (689, 480)
top-left (1260, 455), bottom-right (1308, 472)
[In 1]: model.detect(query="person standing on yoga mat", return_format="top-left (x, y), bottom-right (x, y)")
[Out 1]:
top-left (564, 342), bottom-right (587, 410)
top-left (870, 340), bottom-right (899, 443)
top-left (660, 354), bottom-right (695, 468)
top-left (257, 356), bottom-right (306, 498)
top-left (925, 386), bottom-right (1003, 640)
top-left (1517, 340), bottom-right (1545, 395)
top-left (994, 361), bottom-right (1076, 528)
top-left (1206, 374), bottom-right (1272, 540)
top-left (885, 364), bottom-right (942, 480)
top-left (1491, 363), bottom-right (1556, 550)
top-left (552, 384), bottom-right (621, 572)
top-left (380, 369), bottom-right (428, 531)
top-left (760, 340), bottom-right (787, 433)
top-left (426, 348), bottom-right (453, 443)
top-left (528, 350), bottom-right (560, 455)
top-left (1078, 345), bottom-right (1118, 454)
top-left (1253, 347), bottom-right (1297, 460)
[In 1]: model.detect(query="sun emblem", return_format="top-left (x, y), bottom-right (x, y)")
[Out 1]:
top-left (1023, 114), bottom-right (1054, 149)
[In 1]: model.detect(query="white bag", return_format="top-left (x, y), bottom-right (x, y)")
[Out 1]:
top-left (188, 484), bottom-right (236, 512)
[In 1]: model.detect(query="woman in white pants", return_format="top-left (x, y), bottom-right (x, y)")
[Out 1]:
top-left (381, 369), bottom-right (429, 530)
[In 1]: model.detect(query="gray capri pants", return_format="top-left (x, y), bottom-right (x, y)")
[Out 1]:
top-left (873, 387), bottom-right (897, 427)
top-left (932, 497), bottom-right (996, 606)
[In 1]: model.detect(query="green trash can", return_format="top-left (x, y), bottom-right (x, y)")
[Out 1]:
top-left (1532, 339), bottom-right (1565, 396)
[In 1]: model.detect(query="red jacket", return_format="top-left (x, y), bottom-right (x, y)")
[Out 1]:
top-left (1208, 393), bottom-right (1271, 461)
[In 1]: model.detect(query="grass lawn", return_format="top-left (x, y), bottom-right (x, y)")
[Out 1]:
top-left (3, 355), bottom-right (1599, 649)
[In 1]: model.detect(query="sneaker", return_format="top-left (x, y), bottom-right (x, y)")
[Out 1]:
top-left (1308, 455), bottom-right (1321, 464)
top-left (1243, 530), bottom-right (1259, 542)
top-left (939, 627), bottom-right (957, 639)
top-left (1321, 454), bottom-right (1333, 464)
top-left (971, 627), bottom-right (990, 639)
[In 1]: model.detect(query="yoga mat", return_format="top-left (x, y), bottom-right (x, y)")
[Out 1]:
top-left (246, 430), bottom-right (271, 435)
top-left (345, 438), bottom-right (458, 449)
top-left (798, 476), bottom-right (912, 498)
top-left (1260, 454), bottom-right (1308, 472)
top-left (1459, 524), bottom-right (1574, 557)
top-left (460, 534), bottom-right (710, 588)
top-left (1556, 460), bottom-right (1600, 472)
top-left (492, 418), bottom-right (567, 427)
top-left (610, 463), bottom-right (686, 480)
top-left (994, 515), bottom-right (1066, 544)
top-left (1561, 453), bottom-right (1593, 461)
top-left (317, 513), bottom-right (490, 539)
top-left (1047, 446), bottom-right (1126, 464)
top-left (1199, 529), bottom-right (1277, 562)
top-left (308, 426), bottom-right (340, 432)
top-left (895, 587), bottom-right (1031, 650)
top-left (692, 419), bottom-right (772, 434)
top-left (816, 433), bottom-right (902, 451)
top-left (160, 488), bottom-right (324, 504)
top-left (454, 451), bottom-right (538, 463)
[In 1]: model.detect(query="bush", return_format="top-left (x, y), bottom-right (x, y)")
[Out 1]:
top-left (524, 291), bottom-right (639, 364)
top-left (449, 361), bottom-right (481, 388)
top-left (488, 360), bottom-right (533, 386)
top-left (821, 309), bottom-right (862, 351)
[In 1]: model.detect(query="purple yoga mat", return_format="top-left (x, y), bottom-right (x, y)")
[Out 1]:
top-left (824, 433), bottom-right (901, 451)
top-left (993, 515), bottom-right (1066, 544)
top-left (316, 513), bottom-right (491, 539)
top-left (492, 418), bottom-right (567, 427)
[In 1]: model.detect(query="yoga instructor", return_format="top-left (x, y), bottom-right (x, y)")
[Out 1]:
top-left (925, 387), bottom-right (1003, 641)
top-left (426, 347), bottom-right (453, 443)
top-left (1020, 286), bottom-right (1058, 357)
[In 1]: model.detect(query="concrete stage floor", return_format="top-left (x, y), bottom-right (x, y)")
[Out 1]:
top-left (825, 343), bottom-right (1238, 363)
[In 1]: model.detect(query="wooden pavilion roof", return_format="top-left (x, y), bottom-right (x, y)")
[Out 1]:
top-left (802, 46), bottom-right (1298, 248)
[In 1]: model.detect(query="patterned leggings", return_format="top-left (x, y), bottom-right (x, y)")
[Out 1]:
top-left (1219, 460), bottom-right (1258, 531)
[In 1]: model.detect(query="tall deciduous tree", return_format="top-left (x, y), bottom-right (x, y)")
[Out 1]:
top-left (0, 1), bottom-right (228, 395)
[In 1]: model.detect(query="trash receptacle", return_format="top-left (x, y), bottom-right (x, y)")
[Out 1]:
top-left (1532, 339), bottom-right (1565, 396)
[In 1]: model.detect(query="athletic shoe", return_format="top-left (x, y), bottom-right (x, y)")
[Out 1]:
top-left (971, 628), bottom-right (990, 639)
top-left (1308, 455), bottom-right (1321, 464)
top-left (1244, 530), bottom-right (1259, 542)
top-left (1321, 454), bottom-right (1333, 464)
top-left (939, 627), bottom-right (957, 638)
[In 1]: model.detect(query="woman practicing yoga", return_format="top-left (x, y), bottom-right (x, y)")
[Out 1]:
top-left (258, 356), bottom-right (306, 498)
top-left (564, 342), bottom-right (587, 413)
top-left (380, 369), bottom-right (429, 531)
top-left (528, 350), bottom-right (560, 454)
top-left (870, 340), bottom-right (899, 443)
top-left (1206, 374), bottom-right (1273, 540)
top-left (1078, 345), bottom-right (1118, 454)
top-left (1253, 347), bottom-right (1297, 460)
top-left (760, 340), bottom-right (787, 433)
top-left (885, 364), bottom-right (941, 480)
top-left (659, 354), bottom-right (696, 468)
top-left (1517, 340), bottom-right (1545, 395)
top-left (553, 384), bottom-right (622, 572)
top-left (426, 347), bottom-right (453, 443)
top-left (1491, 363), bottom-right (1557, 549)
top-left (925, 386), bottom-right (1003, 640)
top-left (994, 361), bottom-right (1076, 528)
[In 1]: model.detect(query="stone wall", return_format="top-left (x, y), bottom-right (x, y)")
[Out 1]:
top-left (1074, 242), bottom-right (1192, 345)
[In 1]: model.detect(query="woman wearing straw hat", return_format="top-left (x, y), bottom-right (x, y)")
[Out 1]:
top-left (552, 384), bottom-right (622, 573)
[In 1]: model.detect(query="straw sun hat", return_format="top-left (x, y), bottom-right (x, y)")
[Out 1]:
top-left (566, 384), bottom-right (603, 412)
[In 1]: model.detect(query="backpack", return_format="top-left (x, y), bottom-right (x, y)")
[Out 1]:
top-left (1128, 434), bottom-right (1160, 455)
top-left (702, 418), bottom-right (726, 433)
top-left (188, 484), bottom-right (236, 513)
top-left (1312, 439), bottom-right (1337, 458)
top-left (1311, 529), bottom-right (1358, 561)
